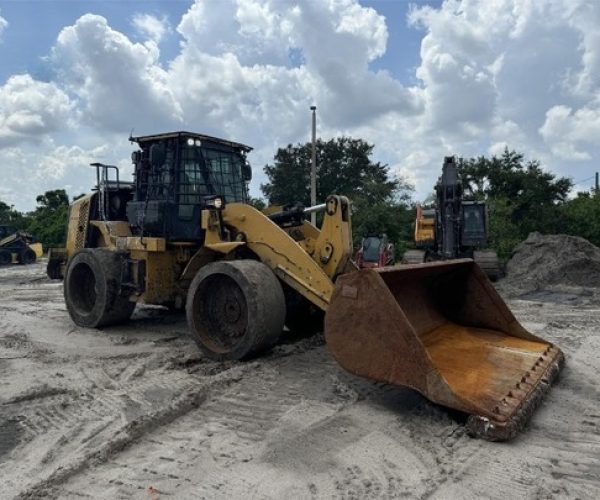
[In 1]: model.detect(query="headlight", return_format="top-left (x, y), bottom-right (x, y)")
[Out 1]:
top-left (187, 138), bottom-right (194, 146)
top-left (206, 197), bottom-right (224, 209)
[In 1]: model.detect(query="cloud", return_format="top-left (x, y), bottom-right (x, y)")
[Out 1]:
top-left (0, 10), bottom-right (7, 41)
top-left (2, 0), bottom-right (600, 209)
top-left (132, 13), bottom-right (169, 44)
top-left (539, 104), bottom-right (600, 161)
top-left (0, 138), bottom-right (136, 211)
top-left (51, 14), bottom-right (182, 133)
top-left (0, 74), bottom-right (73, 147)
top-left (398, 0), bottom-right (600, 195)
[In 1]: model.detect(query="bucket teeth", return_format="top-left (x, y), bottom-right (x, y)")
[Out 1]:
top-left (466, 348), bottom-right (564, 441)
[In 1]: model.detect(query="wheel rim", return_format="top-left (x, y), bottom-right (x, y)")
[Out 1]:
top-left (68, 262), bottom-right (98, 314)
top-left (192, 273), bottom-right (248, 354)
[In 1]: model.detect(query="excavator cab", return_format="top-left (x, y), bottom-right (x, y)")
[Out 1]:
top-left (461, 202), bottom-right (488, 247)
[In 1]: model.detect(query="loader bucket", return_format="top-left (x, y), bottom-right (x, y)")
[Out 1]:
top-left (324, 259), bottom-right (564, 441)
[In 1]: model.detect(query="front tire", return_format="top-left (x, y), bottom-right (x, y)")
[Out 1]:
top-left (186, 260), bottom-right (286, 361)
top-left (64, 249), bottom-right (135, 328)
top-left (0, 250), bottom-right (11, 265)
top-left (18, 248), bottom-right (36, 265)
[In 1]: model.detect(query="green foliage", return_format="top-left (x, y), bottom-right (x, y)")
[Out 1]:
top-left (248, 197), bottom-right (266, 211)
top-left (262, 137), bottom-right (399, 205)
top-left (261, 137), bottom-right (414, 250)
top-left (485, 197), bottom-right (523, 261)
top-left (26, 189), bottom-right (70, 248)
top-left (561, 192), bottom-right (600, 247)
top-left (458, 148), bottom-right (574, 259)
top-left (0, 200), bottom-right (26, 227)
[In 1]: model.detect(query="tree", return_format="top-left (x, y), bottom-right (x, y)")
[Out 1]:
top-left (261, 137), bottom-right (414, 250)
top-left (26, 189), bottom-right (70, 247)
top-left (457, 148), bottom-right (573, 258)
top-left (561, 192), bottom-right (600, 247)
top-left (0, 200), bottom-right (26, 227)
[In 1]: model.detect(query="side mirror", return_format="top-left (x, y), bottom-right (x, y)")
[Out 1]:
top-left (242, 161), bottom-right (252, 181)
top-left (149, 143), bottom-right (166, 169)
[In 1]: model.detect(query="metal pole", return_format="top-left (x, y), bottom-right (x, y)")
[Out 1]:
top-left (310, 105), bottom-right (317, 225)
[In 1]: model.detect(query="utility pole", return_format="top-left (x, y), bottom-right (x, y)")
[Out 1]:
top-left (595, 172), bottom-right (599, 195)
top-left (310, 105), bottom-right (317, 225)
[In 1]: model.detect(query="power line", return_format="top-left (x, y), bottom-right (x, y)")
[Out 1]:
top-left (573, 175), bottom-right (595, 184)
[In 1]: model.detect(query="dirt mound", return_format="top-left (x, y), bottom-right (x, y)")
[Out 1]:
top-left (503, 232), bottom-right (600, 293)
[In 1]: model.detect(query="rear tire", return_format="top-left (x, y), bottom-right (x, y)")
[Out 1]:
top-left (64, 249), bottom-right (135, 328)
top-left (18, 248), bottom-right (36, 265)
top-left (186, 260), bottom-right (286, 361)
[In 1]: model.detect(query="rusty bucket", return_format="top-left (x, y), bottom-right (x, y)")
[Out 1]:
top-left (324, 259), bottom-right (564, 441)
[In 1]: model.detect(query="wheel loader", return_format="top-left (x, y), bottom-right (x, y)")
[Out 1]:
top-left (403, 156), bottom-right (501, 280)
top-left (0, 226), bottom-right (43, 265)
top-left (48, 131), bottom-right (564, 441)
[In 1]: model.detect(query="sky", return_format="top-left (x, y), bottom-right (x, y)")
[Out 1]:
top-left (1, 0), bottom-right (600, 211)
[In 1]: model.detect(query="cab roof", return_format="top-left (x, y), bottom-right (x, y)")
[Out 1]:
top-left (129, 131), bottom-right (253, 152)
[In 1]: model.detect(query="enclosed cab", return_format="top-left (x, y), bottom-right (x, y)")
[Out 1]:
top-left (355, 234), bottom-right (395, 269)
top-left (127, 132), bottom-right (252, 241)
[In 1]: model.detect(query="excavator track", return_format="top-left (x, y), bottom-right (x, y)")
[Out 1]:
top-left (402, 250), bottom-right (426, 265)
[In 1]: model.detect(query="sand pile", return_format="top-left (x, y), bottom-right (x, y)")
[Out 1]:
top-left (503, 232), bottom-right (600, 294)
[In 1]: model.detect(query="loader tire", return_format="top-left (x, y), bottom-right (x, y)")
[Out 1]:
top-left (64, 249), bottom-right (135, 328)
top-left (0, 250), bottom-right (10, 265)
top-left (186, 260), bottom-right (286, 361)
top-left (18, 248), bottom-right (36, 265)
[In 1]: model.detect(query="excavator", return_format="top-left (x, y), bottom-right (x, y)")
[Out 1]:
top-left (47, 131), bottom-right (564, 441)
top-left (404, 157), bottom-right (501, 279)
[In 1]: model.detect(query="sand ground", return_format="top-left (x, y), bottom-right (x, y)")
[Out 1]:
top-left (0, 262), bottom-right (599, 499)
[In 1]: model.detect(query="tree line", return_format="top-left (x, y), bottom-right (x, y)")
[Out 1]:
top-left (2, 139), bottom-right (599, 262)
top-left (0, 190), bottom-right (72, 248)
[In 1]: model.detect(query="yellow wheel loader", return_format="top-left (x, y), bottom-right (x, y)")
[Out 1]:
top-left (48, 131), bottom-right (564, 441)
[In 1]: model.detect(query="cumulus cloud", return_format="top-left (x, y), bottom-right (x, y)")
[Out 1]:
top-left (0, 74), bottom-right (72, 147)
top-left (539, 104), bottom-right (600, 161)
top-left (0, 10), bottom-right (7, 41)
top-left (399, 0), bottom-right (600, 195)
top-left (2, 0), bottom-right (600, 209)
top-left (132, 13), bottom-right (169, 43)
top-left (51, 14), bottom-right (181, 132)
top-left (0, 138), bottom-right (135, 211)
